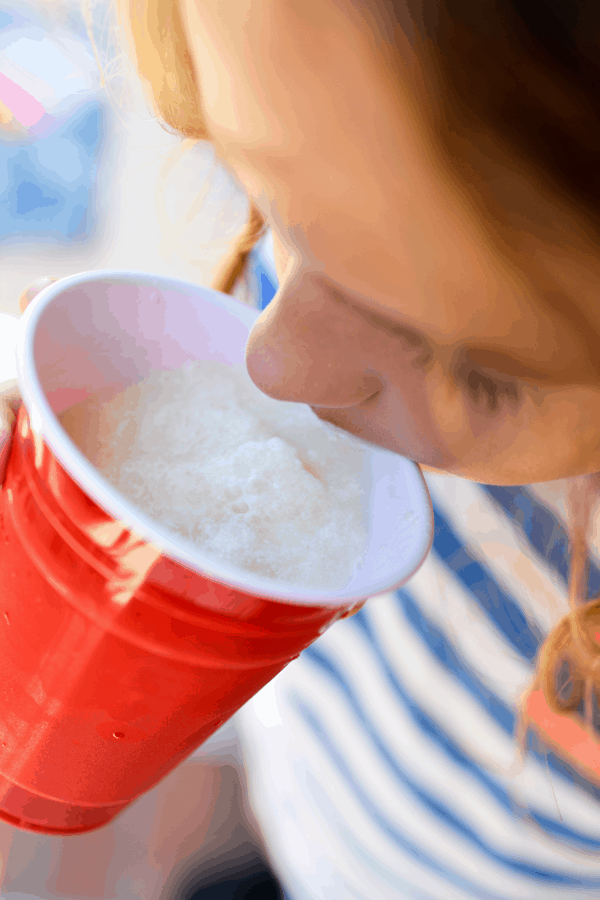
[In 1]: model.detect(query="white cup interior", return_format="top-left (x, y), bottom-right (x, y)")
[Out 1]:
top-left (16, 271), bottom-right (434, 606)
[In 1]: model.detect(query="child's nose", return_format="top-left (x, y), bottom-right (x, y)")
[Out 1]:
top-left (244, 266), bottom-right (384, 409)
top-left (245, 299), bottom-right (382, 410)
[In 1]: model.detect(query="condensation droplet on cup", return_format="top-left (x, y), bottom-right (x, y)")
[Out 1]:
top-left (113, 731), bottom-right (125, 740)
top-left (3, 612), bottom-right (9, 626)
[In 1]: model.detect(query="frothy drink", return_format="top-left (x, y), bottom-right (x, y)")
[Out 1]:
top-left (59, 360), bottom-right (368, 590)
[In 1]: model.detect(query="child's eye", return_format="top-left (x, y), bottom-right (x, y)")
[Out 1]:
top-left (464, 368), bottom-right (520, 412)
top-left (455, 355), bottom-right (521, 413)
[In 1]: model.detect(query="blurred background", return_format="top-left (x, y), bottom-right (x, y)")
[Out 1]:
top-left (0, 1), bottom-right (280, 898)
top-left (0, 0), bottom-right (275, 318)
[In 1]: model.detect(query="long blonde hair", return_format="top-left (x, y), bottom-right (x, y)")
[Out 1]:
top-left (104, 0), bottom-right (600, 775)
top-left (90, 0), bottom-right (268, 296)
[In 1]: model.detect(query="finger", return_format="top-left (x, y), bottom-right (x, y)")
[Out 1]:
top-left (0, 383), bottom-right (22, 417)
top-left (18, 276), bottom-right (59, 314)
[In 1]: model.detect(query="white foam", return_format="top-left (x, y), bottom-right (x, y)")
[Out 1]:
top-left (59, 360), bottom-right (367, 590)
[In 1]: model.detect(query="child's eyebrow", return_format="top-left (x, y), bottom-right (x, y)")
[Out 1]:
top-left (331, 286), bottom-right (575, 387)
top-left (464, 347), bottom-right (566, 385)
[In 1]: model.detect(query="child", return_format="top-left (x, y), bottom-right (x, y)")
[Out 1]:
top-left (7, 0), bottom-right (600, 896)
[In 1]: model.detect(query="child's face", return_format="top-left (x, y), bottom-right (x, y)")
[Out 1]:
top-left (182, 0), bottom-right (600, 485)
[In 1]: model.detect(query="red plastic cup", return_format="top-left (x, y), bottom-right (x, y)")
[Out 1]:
top-left (0, 271), bottom-right (433, 835)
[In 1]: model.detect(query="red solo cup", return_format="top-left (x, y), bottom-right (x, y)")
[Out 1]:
top-left (0, 271), bottom-right (433, 836)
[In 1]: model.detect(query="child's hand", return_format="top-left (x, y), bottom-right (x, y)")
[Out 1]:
top-left (0, 277), bottom-right (58, 486)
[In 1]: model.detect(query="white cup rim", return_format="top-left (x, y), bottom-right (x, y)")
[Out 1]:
top-left (15, 269), bottom-right (434, 607)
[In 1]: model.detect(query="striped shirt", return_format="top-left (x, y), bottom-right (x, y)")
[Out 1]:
top-left (234, 231), bottom-right (600, 900)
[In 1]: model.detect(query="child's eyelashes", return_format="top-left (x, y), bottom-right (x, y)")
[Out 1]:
top-left (455, 355), bottom-right (522, 413)
top-left (464, 369), bottom-right (521, 412)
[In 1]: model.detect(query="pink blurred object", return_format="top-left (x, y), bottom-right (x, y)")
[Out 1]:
top-left (0, 19), bottom-right (99, 139)
top-left (0, 72), bottom-right (45, 126)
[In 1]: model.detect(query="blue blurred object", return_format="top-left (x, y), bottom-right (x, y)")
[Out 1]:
top-left (0, 99), bottom-right (105, 243)
top-left (0, 2), bottom-right (105, 244)
top-left (0, 3), bottom-right (29, 32)
top-left (248, 230), bottom-right (278, 310)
